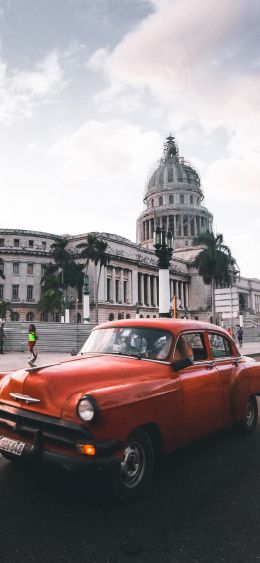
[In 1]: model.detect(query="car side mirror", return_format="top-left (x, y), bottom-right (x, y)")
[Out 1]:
top-left (172, 357), bottom-right (193, 372)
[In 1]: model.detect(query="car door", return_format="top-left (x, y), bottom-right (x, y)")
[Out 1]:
top-left (174, 331), bottom-right (224, 440)
top-left (207, 331), bottom-right (238, 423)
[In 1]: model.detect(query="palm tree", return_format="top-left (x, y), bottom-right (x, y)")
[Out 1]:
top-left (40, 263), bottom-right (62, 320)
top-left (50, 238), bottom-right (84, 303)
top-left (193, 230), bottom-right (237, 323)
top-left (77, 234), bottom-right (110, 323)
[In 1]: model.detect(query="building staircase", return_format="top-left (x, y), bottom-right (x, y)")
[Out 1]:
top-left (3, 322), bottom-right (95, 353)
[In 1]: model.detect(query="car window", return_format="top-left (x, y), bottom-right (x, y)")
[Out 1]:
top-left (208, 333), bottom-right (233, 358)
top-left (174, 332), bottom-right (207, 362)
top-left (81, 327), bottom-right (173, 361)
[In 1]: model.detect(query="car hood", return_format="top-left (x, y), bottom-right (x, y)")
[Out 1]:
top-left (0, 353), bottom-right (172, 419)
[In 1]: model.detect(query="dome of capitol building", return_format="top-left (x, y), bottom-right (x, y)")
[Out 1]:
top-left (137, 135), bottom-right (213, 249)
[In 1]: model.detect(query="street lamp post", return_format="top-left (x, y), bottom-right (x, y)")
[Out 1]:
top-left (153, 226), bottom-right (173, 318)
top-left (83, 273), bottom-right (90, 323)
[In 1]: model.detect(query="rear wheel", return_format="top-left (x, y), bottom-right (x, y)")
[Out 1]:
top-left (111, 428), bottom-right (154, 502)
top-left (233, 395), bottom-right (258, 435)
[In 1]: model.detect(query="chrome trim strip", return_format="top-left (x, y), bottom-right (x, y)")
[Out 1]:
top-left (9, 393), bottom-right (41, 404)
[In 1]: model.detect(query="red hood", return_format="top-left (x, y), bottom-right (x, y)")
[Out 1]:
top-left (0, 353), bottom-right (171, 419)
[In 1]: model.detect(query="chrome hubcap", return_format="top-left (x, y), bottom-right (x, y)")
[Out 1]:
top-left (120, 442), bottom-right (145, 488)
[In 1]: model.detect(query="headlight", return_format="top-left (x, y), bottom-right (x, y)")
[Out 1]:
top-left (77, 395), bottom-right (98, 422)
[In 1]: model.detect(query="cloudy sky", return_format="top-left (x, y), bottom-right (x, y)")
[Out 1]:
top-left (0, 0), bottom-right (259, 277)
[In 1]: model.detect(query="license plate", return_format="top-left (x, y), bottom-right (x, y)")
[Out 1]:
top-left (0, 436), bottom-right (25, 456)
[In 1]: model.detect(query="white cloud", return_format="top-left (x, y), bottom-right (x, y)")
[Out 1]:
top-left (0, 51), bottom-right (64, 123)
top-left (49, 120), bottom-right (162, 238)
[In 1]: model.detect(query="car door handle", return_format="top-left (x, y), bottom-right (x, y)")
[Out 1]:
top-left (206, 362), bottom-right (215, 370)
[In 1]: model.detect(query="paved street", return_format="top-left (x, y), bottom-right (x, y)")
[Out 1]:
top-left (1, 347), bottom-right (260, 563)
top-left (1, 414), bottom-right (260, 563)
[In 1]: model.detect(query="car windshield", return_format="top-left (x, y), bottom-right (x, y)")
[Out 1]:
top-left (81, 327), bottom-right (173, 361)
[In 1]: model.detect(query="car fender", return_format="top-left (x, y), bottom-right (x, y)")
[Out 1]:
top-left (230, 365), bottom-right (250, 421)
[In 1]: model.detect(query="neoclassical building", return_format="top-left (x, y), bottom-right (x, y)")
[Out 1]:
top-left (0, 135), bottom-right (260, 326)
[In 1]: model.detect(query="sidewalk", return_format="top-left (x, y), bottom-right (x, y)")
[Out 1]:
top-left (237, 341), bottom-right (260, 357)
top-left (0, 352), bottom-right (71, 372)
top-left (0, 342), bottom-right (259, 372)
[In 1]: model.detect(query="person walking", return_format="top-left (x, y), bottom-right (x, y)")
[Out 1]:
top-left (237, 326), bottom-right (243, 347)
top-left (0, 320), bottom-right (5, 354)
top-left (28, 324), bottom-right (38, 366)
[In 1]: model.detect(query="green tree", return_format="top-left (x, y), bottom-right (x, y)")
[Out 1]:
top-left (0, 300), bottom-right (12, 320)
top-left (193, 230), bottom-right (237, 323)
top-left (77, 234), bottom-right (110, 324)
top-left (39, 288), bottom-right (63, 320)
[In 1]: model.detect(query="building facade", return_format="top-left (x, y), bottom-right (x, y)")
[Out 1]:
top-left (0, 136), bottom-right (260, 326)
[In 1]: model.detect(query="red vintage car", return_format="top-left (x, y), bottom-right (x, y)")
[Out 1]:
top-left (0, 319), bottom-right (259, 501)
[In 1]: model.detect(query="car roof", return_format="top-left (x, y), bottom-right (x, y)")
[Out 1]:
top-left (94, 318), bottom-right (228, 336)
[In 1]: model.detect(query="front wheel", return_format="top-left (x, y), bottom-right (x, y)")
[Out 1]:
top-left (111, 428), bottom-right (154, 502)
top-left (233, 395), bottom-right (258, 435)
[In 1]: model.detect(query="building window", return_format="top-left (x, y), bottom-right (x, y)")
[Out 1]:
top-left (13, 262), bottom-right (20, 275)
top-left (107, 278), bottom-right (111, 301)
top-left (123, 280), bottom-right (128, 303)
top-left (169, 195), bottom-right (174, 205)
top-left (27, 263), bottom-right (34, 275)
top-left (28, 240), bottom-right (34, 248)
top-left (14, 238), bottom-right (20, 247)
top-left (158, 169), bottom-right (164, 185)
top-left (11, 311), bottom-right (20, 321)
top-left (197, 197), bottom-right (200, 205)
top-left (0, 261), bottom-right (4, 276)
top-left (27, 285), bottom-right (33, 301)
top-left (26, 312), bottom-right (34, 322)
top-left (190, 195), bottom-right (194, 204)
top-left (0, 238), bottom-right (4, 247)
top-left (151, 199), bottom-right (154, 207)
top-left (0, 285), bottom-right (3, 299)
top-left (42, 241), bottom-right (47, 250)
top-left (115, 279), bottom-right (120, 302)
top-left (180, 194), bottom-right (184, 204)
top-left (108, 313), bottom-right (114, 321)
top-left (168, 166), bottom-right (173, 182)
top-left (159, 196), bottom-right (163, 206)
top-left (12, 284), bottom-right (19, 300)
top-left (41, 264), bottom-right (47, 276)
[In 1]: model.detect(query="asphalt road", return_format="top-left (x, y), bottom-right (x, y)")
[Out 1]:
top-left (1, 407), bottom-right (260, 563)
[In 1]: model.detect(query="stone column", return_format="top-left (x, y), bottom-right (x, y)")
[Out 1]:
top-left (112, 267), bottom-right (116, 302)
top-left (152, 276), bottom-right (157, 306)
top-left (175, 280), bottom-right (179, 299)
top-left (128, 269), bottom-right (132, 304)
top-left (147, 275), bottom-right (151, 306)
top-left (104, 266), bottom-right (107, 302)
top-left (180, 282), bottom-right (184, 308)
top-left (140, 274), bottom-right (145, 305)
top-left (132, 269), bottom-right (138, 306)
top-left (185, 283), bottom-right (189, 309)
top-left (120, 268), bottom-right (124, 303)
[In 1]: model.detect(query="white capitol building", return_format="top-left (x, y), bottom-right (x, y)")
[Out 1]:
top-left (0, 135), bottom-right (260, 325)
